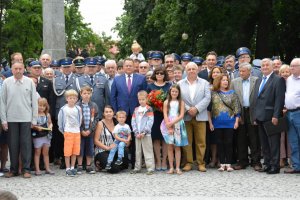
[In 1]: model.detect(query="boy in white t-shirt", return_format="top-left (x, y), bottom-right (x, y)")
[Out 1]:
top-left (58, 89), bottom-right (82, 177)
top-left (131, 91), bottom-right (155, 175)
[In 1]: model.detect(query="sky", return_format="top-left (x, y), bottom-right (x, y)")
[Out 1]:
top-left (79, 0), bottom-right (124, 40)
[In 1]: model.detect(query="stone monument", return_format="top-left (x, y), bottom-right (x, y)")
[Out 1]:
top-left (42, 0), bottom-right (66, 59)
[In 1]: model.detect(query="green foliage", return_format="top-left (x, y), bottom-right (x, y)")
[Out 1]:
top-left (115, 0), bottom-right (300, 61)
top-left (0, 0), bottom-right (113, 61)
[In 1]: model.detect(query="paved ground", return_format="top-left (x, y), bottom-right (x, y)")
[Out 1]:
top-left (0, 165), bottom-right (299, 200)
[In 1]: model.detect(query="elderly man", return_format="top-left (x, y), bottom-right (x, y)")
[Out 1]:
top-left (40, 54), bottom-right (52, 69)
top-left (0, 62), bottom-right (38, 178)
top-left (164, 54), bottom-right (175, 69)
top-left (284, 58), bottom-right (300, 174)
top-left (178, 62), bottom-right (211, 172)
top-left (198, 51), bottom-right (218, 81)
top-left (253, 58), bottom-right (286, 174)
top-left (230, 62), bottom-right (261, 171)
top-left (138, 61), bottom-right (150, 76)
top-left (105, 60), bottom-right (117, 91)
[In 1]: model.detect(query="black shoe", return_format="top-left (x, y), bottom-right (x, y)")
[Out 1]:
top-left (267, 167), bottom-right (280, 174)
top-left (258, 166), bottom-right (271, 173)
top-left (60, 162), bottom-right (66, 169)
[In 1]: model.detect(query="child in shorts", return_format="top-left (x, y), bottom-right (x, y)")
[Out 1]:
top-left (58, 89), bottom-right (82, 177)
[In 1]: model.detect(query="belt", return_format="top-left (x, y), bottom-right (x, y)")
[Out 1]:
top-left (287, 107), bottom-right (300, 112)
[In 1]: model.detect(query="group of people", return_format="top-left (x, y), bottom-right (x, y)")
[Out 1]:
top-left (0, 43), bottom-right (299, 179)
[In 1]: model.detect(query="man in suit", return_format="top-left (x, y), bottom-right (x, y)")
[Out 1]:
top-left (253, 58), bottom-right (286, 174)
top-left (230, 62), bottom-right (261, 171)
top-left (111, 58), bottom-right (148, 167)
top-left (178, 62), bottom-right (211, 172)
top-left (76, 57), bottom-right (110, 118)
top-left (198, 51), bottom-right (217, 81)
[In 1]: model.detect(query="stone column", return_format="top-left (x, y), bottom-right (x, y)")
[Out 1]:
top-left (42, 0), bottom-right (66, 60)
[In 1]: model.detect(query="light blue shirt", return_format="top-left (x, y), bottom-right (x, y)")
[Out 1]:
top-left (242, 78), bottom-right (250, 107)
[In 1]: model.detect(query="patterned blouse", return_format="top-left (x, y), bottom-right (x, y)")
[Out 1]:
top-left (210, 90), bottom-right (241, 129)
top-left (94, 121), bottom-right (115, 154)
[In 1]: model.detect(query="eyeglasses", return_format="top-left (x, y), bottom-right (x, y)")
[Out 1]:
top-left (165, 61), bottom-right (174, 63)
top-left (139, 66), bottom-right (148, 69)
top-left (155, 72), bottom-right (164, 75)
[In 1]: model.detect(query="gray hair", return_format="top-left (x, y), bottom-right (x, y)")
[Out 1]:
top-left (239, 62), bottom-right (252, 71)
top-left (105, 60), bottom-right (117, 68)
top-left (44, 67), bottom-right (54, 74)
top-left (225, 55), bottom-right (235, 61)
top-left (164, 54), bottom-right (175, 61)
top-left (261, 58), bottom-right (273, 66)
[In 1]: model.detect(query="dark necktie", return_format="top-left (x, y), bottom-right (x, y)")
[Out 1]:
top-left (65, 75), bottom-right (69, 84)
top-left (90, 75), bottom-right (94, 85)
top-left (127, 75), bottom-right (132, 93)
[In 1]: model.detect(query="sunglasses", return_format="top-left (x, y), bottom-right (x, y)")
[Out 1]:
top-left (155, 72), bottom-right (164, 75)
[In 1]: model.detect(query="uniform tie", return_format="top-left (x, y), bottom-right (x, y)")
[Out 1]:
top-left (90, 75), bottom-right (94, 85)
top-left (258, 76), bottom-right (267, 96)
top-left (65, 75), bottom-right (69, 84)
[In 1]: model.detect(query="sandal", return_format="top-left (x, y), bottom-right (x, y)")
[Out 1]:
top-left (176, 168), bottom-right (182, 175)
top-left (45, 170), bottom-right (55, 175)
top-left (35, 171), bottom-right (42, 176)
top-left (167, 168), bottom-right (174, 174)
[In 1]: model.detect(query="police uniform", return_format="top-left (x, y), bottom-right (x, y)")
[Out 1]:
top-left (53, 58), bottom-right (77, 118)
top-left (73, 57), bottom-right (85, 78)
top-left (75, 57), bottom-right (110, 119)
top-left (234, 47), bottom-right (262, 79)
top-left (50, 59), bottom-right (62, 77)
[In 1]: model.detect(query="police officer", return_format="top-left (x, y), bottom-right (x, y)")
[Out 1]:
top-left (73, 57), bottom-right (86, 77)
top-left (150, 51), bottom-right (164, 71)
top-left (94, 56), bottom-right (106, 75)
top-left (172, 53), bottom-right (181, 65)
top-left (52, 57), bottom-right (77, 168)
top-left (234, 47), bottom-right (262, 78)
top-left (50, 59), bottom-right (62, 77)
top-left (192, 56), bottom-right (204, 72)
top-left (75, 57), bottom-right (110, 119)
top-left (181, 53), bottom-right (193, 68)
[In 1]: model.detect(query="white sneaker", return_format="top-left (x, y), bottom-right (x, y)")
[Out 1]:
top-left (0, 172), bottom-right (4, 177)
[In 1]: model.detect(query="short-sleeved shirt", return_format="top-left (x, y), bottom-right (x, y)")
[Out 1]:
top-left (113, 123), bottom-right (131, 139)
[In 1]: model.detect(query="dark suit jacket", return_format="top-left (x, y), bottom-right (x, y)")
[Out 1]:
top-left (111, 73), bottom-right (147, 115)
top-left (198, 69), bottom-right (209, 81)
top-left (230, 76), bottom-right (257, 124)
top-left (253, 73), bottom-right (286, 122)
top-left (37, 76), bottom-right (55, 117)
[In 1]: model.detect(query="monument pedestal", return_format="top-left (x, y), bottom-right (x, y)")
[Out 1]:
top-left (42, 0), bottom-right (66, 60)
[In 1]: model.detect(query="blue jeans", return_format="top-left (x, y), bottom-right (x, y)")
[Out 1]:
top-left (287, 110), bottom-right (300, 170)
top-left (107, 141), bottom-right (126, 164)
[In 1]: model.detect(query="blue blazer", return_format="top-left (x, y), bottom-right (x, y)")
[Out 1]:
top-left (111, 73), bottom-right (147, 116)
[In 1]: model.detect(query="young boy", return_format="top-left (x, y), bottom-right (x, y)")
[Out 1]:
top-left (105, 111), bottom-right (131, 170)
top-left (131, 91), bottom-right (155, 175)
top-left (58, 89), bottom-right (82, 177)
top-left (77, 86), bottom-right (99, 174)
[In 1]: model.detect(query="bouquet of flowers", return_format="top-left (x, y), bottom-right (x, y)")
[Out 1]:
top-left (147, 89), bottom-right (167, 112)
